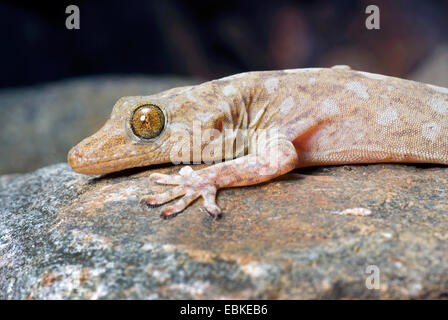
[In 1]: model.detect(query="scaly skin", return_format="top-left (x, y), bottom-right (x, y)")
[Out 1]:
top-left (68, 65), bottom-right (448, 218)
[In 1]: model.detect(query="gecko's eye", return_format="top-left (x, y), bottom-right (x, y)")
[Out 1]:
top-left (130, 104), bottom-right (165, 139)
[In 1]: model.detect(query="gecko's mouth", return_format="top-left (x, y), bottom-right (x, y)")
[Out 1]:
top-left (68, 146), bottom-right (145, 175)
top-left (67, 142), bottom-right (170, 175)
top-left (68, 144), bottom-right (154, 175)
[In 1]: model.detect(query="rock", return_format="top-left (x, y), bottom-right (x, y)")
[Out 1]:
top-left (1, 162), bottom-right (447, 299)
top-left (0, 76), bottom-right (199, 175)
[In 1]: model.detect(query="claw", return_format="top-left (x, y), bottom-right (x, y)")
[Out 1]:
top-left (141, 186), bottom-right (185, 206)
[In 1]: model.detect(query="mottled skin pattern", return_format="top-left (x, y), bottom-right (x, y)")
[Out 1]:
top-left (68, 65), bottom-right (448, 218)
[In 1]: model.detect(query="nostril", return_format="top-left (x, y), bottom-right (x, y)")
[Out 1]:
top-left (72, 149), bottom-right (80, 158)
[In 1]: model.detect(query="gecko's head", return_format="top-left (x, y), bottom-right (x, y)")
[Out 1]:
top-left (68, 85), bottom-right (226, 175)
top-left (68, 95), bottom-right (175, 175)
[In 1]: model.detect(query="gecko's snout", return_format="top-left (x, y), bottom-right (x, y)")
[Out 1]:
top-left (68, 143), bottom-right (107, 175)
top-left (67, 145), bottom-right (86, 173)
top-left (67, 118), bottom-right (130, 175)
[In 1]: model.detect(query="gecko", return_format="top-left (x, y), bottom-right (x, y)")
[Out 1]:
top-left (68, 65), bottom-right (448, 219)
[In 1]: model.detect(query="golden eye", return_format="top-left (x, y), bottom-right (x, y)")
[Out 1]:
top-left (130, 104), bottom-right (165, 139)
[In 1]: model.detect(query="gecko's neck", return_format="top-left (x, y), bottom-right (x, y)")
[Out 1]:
top-left (213, 76), bottom-right (275, 159)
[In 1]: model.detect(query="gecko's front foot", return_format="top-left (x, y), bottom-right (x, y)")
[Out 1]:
top-left (141, 166), bottom-right (221, 219)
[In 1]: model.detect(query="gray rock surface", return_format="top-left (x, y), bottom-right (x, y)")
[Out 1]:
top-left (1, 162), bottom-right (447, 299)
top-left (0, 76), bottom-right (198, 175)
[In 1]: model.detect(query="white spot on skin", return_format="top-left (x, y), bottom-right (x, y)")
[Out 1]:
top-left (219, 174), bottom-right (234, 186)
top-left (427, 97), bottom-right (448, 115)
top-left (321, 98), bottom-right (339, 115)
top-left (284, 69), bottom-right (301, 73)
top-left (426, 84), bottom-right (448, 95)
top-left (331, 65), bottom-right (351, 70)
top-left (186, 90), bottom-right (198, 102)
top-left (279, 97), bottom-right (295, 114)
top-left (342, 119), bottom-right (366, 141)
top-left (376, 107), bottom-right (398, 126)
top-left (422, 122), bottom-right (440, 142)
top-left (308, 77), bottom-right (317, 84)
top-left (219, 72), bottom-right (247, 81)
top-left (169, 122), bottom-right (192, 131)
top-left (196, 112), bottom-right (214, 122)
top-left (216, 101), bottom-right (231, 117)
top-left (264, 78), bottom-right (279, 94)
top-left (168, 101), bottom-right (179, 109)
top-left (283, 67), bottom-right (324, 73)
top-left (176, 87), bottom-right (193, 95)
top-left (345, 81), bottom-right (370, 99)
top-left (357, 71), bottom-right (388, 81)
top-left (223, 84), bottom-right (237, 96)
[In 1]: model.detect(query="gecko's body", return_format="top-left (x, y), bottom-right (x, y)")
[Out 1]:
top-left (68, 66), bottom-right (448, 218)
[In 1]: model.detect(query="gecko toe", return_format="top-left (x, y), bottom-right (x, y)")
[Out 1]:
top-left (149, 173), bottom-right (183, 185)
top-left (157, 191), bottom-right (200, 219)
top-left (146, 166), bottom-right (223, 219)
top-left (140, 196), bottom-right (166, 207)
top-left (206, 210), bottom-right (222, 219)
top-left (160, 208), bottom-right (180, 219)
top-left (204, 203), bottom-right (221, 218)
top-left (140, 198), bottom-right (163, 208)
top-left (202, 188), bottom-right (220, 218)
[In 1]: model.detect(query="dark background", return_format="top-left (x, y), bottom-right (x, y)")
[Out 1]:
top-left (1, 0), bottom-right (447, 88)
